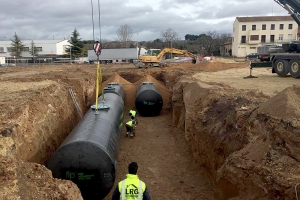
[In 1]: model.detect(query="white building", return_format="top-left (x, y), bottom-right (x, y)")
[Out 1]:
top-left (0, 39), bottom-right (71, 58)
top-left (232, 16), bottom-right (299, 57)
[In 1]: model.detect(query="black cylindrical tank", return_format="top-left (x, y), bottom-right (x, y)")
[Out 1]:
top-left (135, 82), bottom-right (163, 117)
top-left (47, 83), bottom-right (125, 200)
top-left (99, 82), bottom-right (126, 99)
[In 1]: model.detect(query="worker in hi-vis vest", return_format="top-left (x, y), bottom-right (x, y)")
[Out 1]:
top-left (129, 109), bottom-right (138, 125)
top-left (112, 162), bottom-right (151, 200)
top-left (125, 116), bottom-right (136, 138)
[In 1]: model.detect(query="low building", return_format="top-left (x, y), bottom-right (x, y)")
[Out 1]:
top-left (232, 16), bottom-right (299, 57)
top-left (0, 39), bottom-right (71, 58)
top-left (220, 40), bottom-right (232, 57)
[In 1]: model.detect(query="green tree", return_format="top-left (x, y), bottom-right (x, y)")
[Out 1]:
top-left (10, 32), bottom-right (25, 61)
top-left (184, 34), bottom-right (199, 41)
top-left (66, 28), bottom-right (85, 59)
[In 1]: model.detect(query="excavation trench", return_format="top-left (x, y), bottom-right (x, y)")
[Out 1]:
top-left (1, 64), bottom-right (300, 199)
top-left (0, 69), bottom-right (215, 199)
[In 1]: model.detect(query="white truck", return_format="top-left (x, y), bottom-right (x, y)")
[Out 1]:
top-left (88, 48), bottom-right (142, 64)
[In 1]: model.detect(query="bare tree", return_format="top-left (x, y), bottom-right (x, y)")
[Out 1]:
top-left (116, 24), bottom-right (133, 48)
top-left (160, 28), bottom-right (180, 48)
top-left (199, 31), bottom-right (231, 55)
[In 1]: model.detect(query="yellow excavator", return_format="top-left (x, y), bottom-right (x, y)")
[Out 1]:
top-left (134, 48), bottom-right (197, 68)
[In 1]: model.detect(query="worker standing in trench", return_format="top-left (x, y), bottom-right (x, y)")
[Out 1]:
top-left (125, 116), bottom-right (136, 138)
top-left (111, 162), bottom-right (151, 200)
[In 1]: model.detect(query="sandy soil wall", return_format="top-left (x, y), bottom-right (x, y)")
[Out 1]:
top-left (173, 76), bottom-right (300, 199)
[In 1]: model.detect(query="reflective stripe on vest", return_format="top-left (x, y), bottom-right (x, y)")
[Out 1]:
top-left (119, 179), bottom-right (144, 200)
top-left (126, 120), bottom-right (134, 126)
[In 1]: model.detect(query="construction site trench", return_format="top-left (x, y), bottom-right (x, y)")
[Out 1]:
top-left (1, 60), bottom-right (300, 200)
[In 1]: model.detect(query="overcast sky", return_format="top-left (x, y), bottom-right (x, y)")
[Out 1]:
top-left (0, 0), bottom-right (290, 42)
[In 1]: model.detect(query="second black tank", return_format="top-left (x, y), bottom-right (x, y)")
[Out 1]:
top-left (135, 82), bottom-right (163, 117)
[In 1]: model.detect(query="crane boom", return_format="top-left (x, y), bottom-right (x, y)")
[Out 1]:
top-left (249, 0), bottom-right (300, 78)
top-left (274, 0), bottom-right (300, 25)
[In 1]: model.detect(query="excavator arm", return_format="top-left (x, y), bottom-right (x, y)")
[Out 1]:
top-left (274, 0), bottom-right (300, 26)
top-left (135, 48), bottom-right (197, 68)
top-left (156, 48), bottom-right (197, 60)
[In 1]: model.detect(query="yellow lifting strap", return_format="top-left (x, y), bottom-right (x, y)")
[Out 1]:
top-left (95, 60), bottom-right (104, 109)
top-left (92, 60), bottom-right (109, 112)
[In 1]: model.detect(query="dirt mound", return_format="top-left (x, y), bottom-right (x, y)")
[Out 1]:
top-left (211, 57), bottom-right (237, 63)
top-left (102, 72), bottom-right (133, 93)
top-left (256, 85), bottom-right (300, 123)
top-left (0, 155), bottom-right (83, 200)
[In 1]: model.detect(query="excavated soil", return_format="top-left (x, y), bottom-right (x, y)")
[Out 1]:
top-left (1, 60), bottom-right (300, 200)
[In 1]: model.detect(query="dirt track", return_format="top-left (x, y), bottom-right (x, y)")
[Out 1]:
top-left (1, 59), bottom-right (300, 200)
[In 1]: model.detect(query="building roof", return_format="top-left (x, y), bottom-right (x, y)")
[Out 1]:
top-left (221, 41), bottom-right (232, 46)
top-left (236, 16), bottom-right (293, 22)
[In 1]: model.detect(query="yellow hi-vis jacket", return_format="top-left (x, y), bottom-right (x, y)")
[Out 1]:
top-left (118, 174), bottom-right (146, 200)
top-left (129, 110), bottom-right (136, 118)
top-left (126, 120), bottom-right (135, 127)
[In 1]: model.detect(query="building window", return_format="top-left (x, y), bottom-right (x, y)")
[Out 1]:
top-left (261, 35), bottom-right (266, 43)
top-left (252, 25), bottom-right (256, 30)
top-left (0, 47), bottom-right (4, 52)
top-left (250, 47), bottom-right (256, 49)
top-left (289, 24), bottom-right (293, 29)
top-left (270, 35), bottom-right (275, 42)
top-left (271, 24), bottom-right (275, 30)
top-left (262, 24), bottom-right (266, 30)
top-left (241, 36), bottom-right (246, 43)
top-left (22, 47), bottom-right (29, 52)
top-left (280, 24), bottom-right (284, 30)
top-left (36, 47), bottom-right (42, 51)
top-left (279, 34), bottom-right (283, 41)
top-left (242, 25), bottom-right (246, 31)
top-left (250, 35), bottom-right (259, 40)
top-left (7, 47), bottom-right (12, 52)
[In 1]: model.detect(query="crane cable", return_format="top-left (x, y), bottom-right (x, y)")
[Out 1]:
top-left (91, 0), bottom-right (108, 112)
